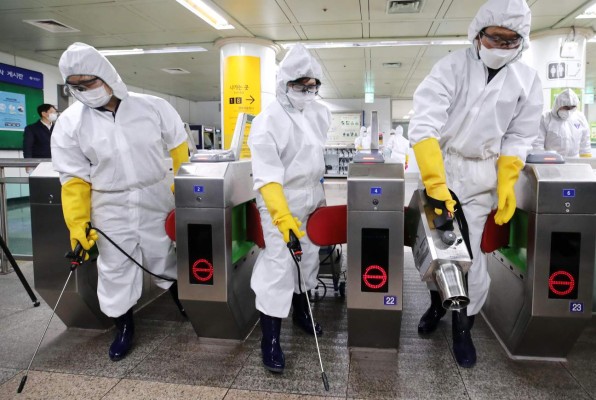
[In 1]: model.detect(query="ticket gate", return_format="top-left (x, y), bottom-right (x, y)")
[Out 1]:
top-left (29, 163), bottom-right (163, 329)
top-left (482, 163), bottom-right (596, 360)
top-left (175, 159), bottom-right (259, 340)
top-left (565, 156), bottom-right (596, 313)
top-left (347, 163), bottom-right (404, 348)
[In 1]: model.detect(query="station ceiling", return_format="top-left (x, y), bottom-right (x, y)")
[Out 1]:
top-left (0, 0), bottom-right (594, 102)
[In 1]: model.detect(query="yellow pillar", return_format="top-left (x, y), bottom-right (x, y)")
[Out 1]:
top-left (215, 38), bottom-right (279, 153)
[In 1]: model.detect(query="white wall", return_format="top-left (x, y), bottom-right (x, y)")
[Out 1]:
top-left (319, 97), bottom-right (392, 135)
top-left (190, 101), bottom-right (220, 126)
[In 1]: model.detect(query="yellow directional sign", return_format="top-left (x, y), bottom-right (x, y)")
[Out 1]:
top-left (223, 55), bottom-right (261, 152)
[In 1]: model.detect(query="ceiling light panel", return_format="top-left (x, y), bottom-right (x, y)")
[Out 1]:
top-left (386, 0), bottom-right (424, 14)
top-left (175, 0), bottom-right (234, 30)
top-left (99, 46), bottom-right (207, 56)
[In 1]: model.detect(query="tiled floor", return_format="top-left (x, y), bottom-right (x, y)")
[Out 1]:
top-left (0, 180), bottom-right (595, 399)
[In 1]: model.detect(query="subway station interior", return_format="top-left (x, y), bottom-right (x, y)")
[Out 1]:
top-left (1, 0), bottom-right (596, 399)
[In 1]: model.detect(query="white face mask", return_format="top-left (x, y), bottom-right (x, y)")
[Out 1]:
top-left (286, 91), bottom-right (316, 111)
top-left (478, 44), bottom-right (519, 69)
top-left (72, 85), bottom-right (112, 108)
top-left (48, 112), bottom-right (58, 122)
top-left (557, 109), bottom-right (571, 120)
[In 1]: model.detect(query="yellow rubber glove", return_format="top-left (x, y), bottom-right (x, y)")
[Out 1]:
top-left (494, 155), bottom-right (524, 226)
top-left (259, 182), bottom-right (305, 243)
top-left (61, 177), bottom-right (98, 260)
top-left (412, 138), bottom-right (456, 214)
top-left (580, 153), bottom-right (592, 158)
top-left (169, 142), bottom-right (189, 192)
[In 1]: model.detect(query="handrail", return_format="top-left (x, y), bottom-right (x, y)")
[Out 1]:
top-left (0, 158), bottom-right (48, 273)
top-left (0, 158), bottom-right (50, 167)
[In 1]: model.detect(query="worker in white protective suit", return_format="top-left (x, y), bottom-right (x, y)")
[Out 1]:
top-left (384, 126), bottom-right (410, 167)
top-left (354, 126), bottom-right (371, 150)
top-left (248, 44), bottom-right (331, 374)
top-left (51, 43), bottom-right (189, 362)
top-left (408, 0), bottom-right (543, 368)
top-left (533, 89), bottom-right (592, 158)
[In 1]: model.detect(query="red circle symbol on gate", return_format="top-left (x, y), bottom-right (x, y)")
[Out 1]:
top-left (548, 270), bottom-right (575, 296)
top-left (362, 265), bottom-right (387, 290)
top-left (192, 258), bottom-right (214, 282)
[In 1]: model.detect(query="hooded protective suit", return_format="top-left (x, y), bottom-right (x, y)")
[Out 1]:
top-left (51, 43), bottom-right (187, 317)
top-left (354, 126), bottom-right (371, 150)
top-left (533, 89), bottom-right (592, 157)
top-left (248, 44), bottom-right (331, 318)
top-left (409, 0), bottom-right (543, 315)
top-left (384, 126), bottom-right (410, 164)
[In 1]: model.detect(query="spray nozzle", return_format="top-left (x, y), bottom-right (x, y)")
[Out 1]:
top-left (65, 223), bottom-right (92, 267)
top-left (287, 231), bottom-right (303, 261)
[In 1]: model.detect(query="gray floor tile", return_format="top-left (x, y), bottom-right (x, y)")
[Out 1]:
top-left (576, 317), bottom-right (596, 345)
top-left (232, 348), bottom-right (349, 398)
top-left (127, 333), bottom-right (252, 387)
top-left (0, 370), bottom-right (118, 400)
top-left (0, 303), bottom-right (66, 369)
top-left (102, 379), bottom-right (227, 400)
top-left (563, 341), bottom-right (596, 398)
top-left (0, 368), bottom-right (19, 385)
top-left (225, 389), bottom-right (344, 399)
top-left (460, 338), bottom-right (591, 400)
top-left (25, 320), bottom-right (178, 378)
top-left (347, 346), bottom-right (469, 400)
top-left (0, 262), bottom-right (38, 311)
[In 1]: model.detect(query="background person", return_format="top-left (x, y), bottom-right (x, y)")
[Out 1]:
top-left (354, 125), bottom-right (371, 150)
top-left (51, 42), bottom-right (189, 362)
top-left (248, 44), bottom-right (331, 374)
top-left (23, 104), bottom-right (57, 172)
top-left (384, 126), bottom-right (410, 167)
top-left (408, 0), bottom-right (543, 368)
top-left (533, 89), bottom-right (592, 158)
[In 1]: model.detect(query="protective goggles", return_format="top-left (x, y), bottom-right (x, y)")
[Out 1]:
top-left (65, 77), bottom-right (102, 92)
top-left (479, 30), bottom-right (522, 49)
top-left (288, 82), bottom-right (321, 94)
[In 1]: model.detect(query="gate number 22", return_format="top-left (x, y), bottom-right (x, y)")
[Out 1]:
top-left (384, 296), bottom-right (397, 306)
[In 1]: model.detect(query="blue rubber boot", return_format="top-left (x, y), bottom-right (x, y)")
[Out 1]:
top-left (260, 312), bottom-right (285, 373)
top-left (418, 290), bottom-right (447, 334)
top-left (452, 308), bottom-right (476, 368)
top-left (109, 308), bottom-right (134, 361)
top-left (292, 293), bottom-right (323, 336)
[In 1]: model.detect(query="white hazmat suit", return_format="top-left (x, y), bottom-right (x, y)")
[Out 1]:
top-left (533, 89), bottom-right (592, 157)
top-left (409, 0), bottom-right (543, 315)
top-left (51, 43), bottom-right (187, 317)
top-left (354, 126), bottom-right (371, 150)
top-left (248, 45), bottom-right (331, 318)
top-left (384, 126), bottom-right (410, 165)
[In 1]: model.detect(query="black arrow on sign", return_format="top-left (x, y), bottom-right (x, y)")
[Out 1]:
top-left (246, 94), bottom-right (255, 104)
